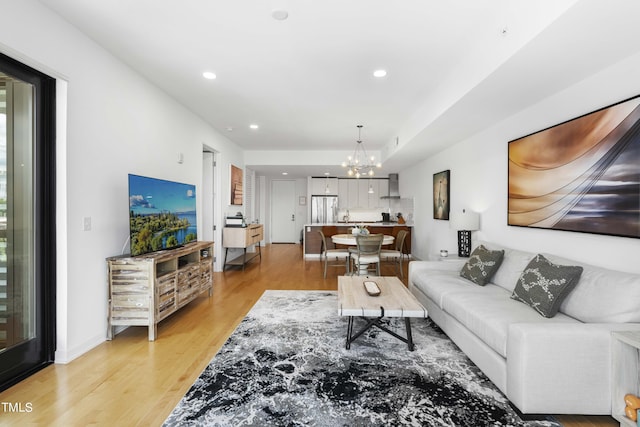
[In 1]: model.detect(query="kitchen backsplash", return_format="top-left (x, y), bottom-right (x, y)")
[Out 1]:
top-left (338, 197), bottom-right (414, 223)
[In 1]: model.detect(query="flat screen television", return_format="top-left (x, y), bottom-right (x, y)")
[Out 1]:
top-left (128, 174), bottom-right (197, 256)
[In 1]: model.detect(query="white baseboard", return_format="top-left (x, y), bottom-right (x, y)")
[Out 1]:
top-left (54, 332), bottom-right (107, 364)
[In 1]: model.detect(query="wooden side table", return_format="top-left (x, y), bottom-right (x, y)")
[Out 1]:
top-left (222, 224), bottom-right (263, 271)
top-left (611, 331), bottom-right (640, 426)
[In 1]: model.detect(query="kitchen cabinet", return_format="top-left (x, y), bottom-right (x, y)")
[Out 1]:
top-left (338, 179), bottom-right (349, 209)
top-left (357, 179), bottom-right (369, 208)
top-left (378, 179), bottom-right (389, 202)
top-left (369, 180), bottom-right (380, 200)
top-left (304, 225), bottom-right (323, 255)
top-left (310, 177), bottom-right (338, 195)
top-left (366, 180), bottom-right (382, 208)
top-left (335, 178), bottom-right (390, 210)
top-left (344, 179), bottom-right (373, 208)
top-left (347, 179), bottom-right (359, 208)
top-left (359, 179), bottom-right (385, 209)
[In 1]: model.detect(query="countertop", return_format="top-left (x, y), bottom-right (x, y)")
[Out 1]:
top-left (305, 222), bottom-right (413, 227)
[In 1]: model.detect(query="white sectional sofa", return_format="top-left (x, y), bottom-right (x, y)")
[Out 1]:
top-left (408, 240), bottom-right (640, 415)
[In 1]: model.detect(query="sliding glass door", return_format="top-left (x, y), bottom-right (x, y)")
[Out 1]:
top-left (0, 52), bottom-right (56, 391)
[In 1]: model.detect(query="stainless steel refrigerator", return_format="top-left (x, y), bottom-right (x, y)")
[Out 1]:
top-left (311, 195), bottom-right (338, 223)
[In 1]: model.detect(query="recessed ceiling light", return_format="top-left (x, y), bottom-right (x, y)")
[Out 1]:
top-left (324, 172), bottom-right (330, 176)
top-left (202, 71), bottom-right (217, 80)
top-left (373, 69), bottom-right (387, 78)
top-left (282, 172), bottom-right (288, 175)
top-left (226, 127), bottom-right (233, 132)
top-left (272, 9), bottom-right (289, 21)
top-left (249, 124), bottom-right (259, 130)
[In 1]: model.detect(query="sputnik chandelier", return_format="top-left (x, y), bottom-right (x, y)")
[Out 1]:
top-left (341, 125), bottom-right (382, 178)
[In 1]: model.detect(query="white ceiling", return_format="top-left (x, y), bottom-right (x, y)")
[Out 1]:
top-left (37, 0), bottom-right (640, 177)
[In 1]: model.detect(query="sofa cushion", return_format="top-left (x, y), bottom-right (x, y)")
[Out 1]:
top-left (476, 241), bottom-right (534, 293)
top-left (441, 284), bottom-right (577, 357)
top-left (460, 245), bottom-right (505, 286)
top-left (412, 268), bottom-right (486, 309)
top-left (511, 254), bottom-right (583, 318)
top-left (543, 253), bottom-right (640, 323)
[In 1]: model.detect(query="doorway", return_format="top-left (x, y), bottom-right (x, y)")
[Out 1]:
top-left (0, 53), bottom-right (56, 391)
top-left (202, 147), bottom-right (219, 271)
top-left (202, 150), bottom-right (215, 242)
top-left (270, 180), bottom-right (297, 243)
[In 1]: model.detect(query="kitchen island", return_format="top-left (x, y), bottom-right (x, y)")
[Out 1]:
top-left (303, 223), bottom-right (412, 258)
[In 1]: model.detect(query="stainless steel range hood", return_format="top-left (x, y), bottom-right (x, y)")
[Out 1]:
top-left (380, 173), bottom-right (401, 199)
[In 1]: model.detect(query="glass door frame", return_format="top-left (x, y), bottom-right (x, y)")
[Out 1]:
top-left (0, 51), bottom-right (56, 392)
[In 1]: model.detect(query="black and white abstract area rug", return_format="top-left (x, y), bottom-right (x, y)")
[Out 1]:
top-left (164, 290), bottom-right (560, 427)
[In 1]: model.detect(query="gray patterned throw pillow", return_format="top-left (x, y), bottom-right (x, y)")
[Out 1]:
top-left (511, 254), bottom-right (583, 318)
top-left (460, 245), bottom-right (505, 286)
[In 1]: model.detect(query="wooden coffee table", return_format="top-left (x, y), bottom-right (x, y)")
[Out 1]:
top-left (337, 276), bottom-right (428, 351)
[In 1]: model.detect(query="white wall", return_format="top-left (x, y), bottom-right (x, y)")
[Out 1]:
top-left (0, 0), bottom-right (244, 363)
top-left (402, 51), bottom-right (640, 274)
top-left (4, 0), bottom-right (639, 367)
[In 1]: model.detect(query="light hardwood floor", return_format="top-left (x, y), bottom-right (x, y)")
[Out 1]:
top-left (0, 244), bottom-right (617, 426)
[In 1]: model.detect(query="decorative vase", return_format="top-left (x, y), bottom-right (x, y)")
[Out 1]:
top-left (440, 250), bottom-right (448, 257)
top-left (352, 226), bottom-right (368, 235)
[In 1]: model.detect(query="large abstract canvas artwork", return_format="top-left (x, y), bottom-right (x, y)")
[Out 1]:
top-left (508, 95), bottom-right (640, 238)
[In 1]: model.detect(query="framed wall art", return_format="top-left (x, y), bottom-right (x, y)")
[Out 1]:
top-left (433, 170), bottom-right (450, 220)
top-left (230, 164), bottom-right (243, 205)
top-left (508, 94), bottom-right (640, 238)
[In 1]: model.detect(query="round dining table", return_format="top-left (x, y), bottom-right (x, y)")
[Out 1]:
top-left (331, 233), bottom-right (395, 275)
top-left (331, 233), bottom-right (395, 246)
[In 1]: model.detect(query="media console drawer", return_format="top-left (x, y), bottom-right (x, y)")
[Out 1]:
top-left (223, 224), bottom-right (263, 248)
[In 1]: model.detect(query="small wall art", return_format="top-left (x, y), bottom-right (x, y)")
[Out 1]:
top-left (508, 94), bottom-right (640, 238)
top-left (433, 170), bottom-right (450, 220)
top-left (230, 164), bottom-right (243, 205)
